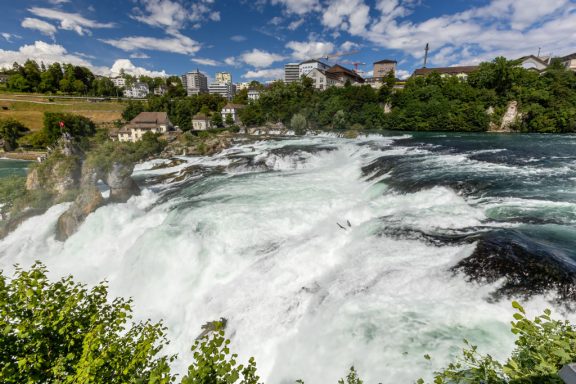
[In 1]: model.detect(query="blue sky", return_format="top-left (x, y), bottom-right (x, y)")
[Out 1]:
top-left (1, 0), bottom-right (575, 82)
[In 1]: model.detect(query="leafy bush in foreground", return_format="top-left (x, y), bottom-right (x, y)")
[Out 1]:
top-left (0, 262), bottom-right (174, 383)
top-left (2, 264), bottom-right (574, 384)
top-left (421, 301), bottom-right (576, 384)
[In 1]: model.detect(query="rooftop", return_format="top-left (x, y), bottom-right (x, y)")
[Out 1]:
top-left (413, 66), bottom-right (479, 76)
top-left (222, 103), bottom-right (246, 109)
top-left (326, 64), bottom-right (365, 82)
top-left (374, 59), bottom-right (397, 64)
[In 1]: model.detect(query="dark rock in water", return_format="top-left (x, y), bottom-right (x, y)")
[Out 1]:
top-left (150, 158), bottom-right (186, 170)
top-left (196, 317), bottom-right (228, 340)
top-left (55, 161), bottom-right (140, 241)
top-left (104, 162), bottom-right (140, 203)
top-left (269, 144), bottom-right (337, 157)
top-left (451, 229), bottom-right (576, 305)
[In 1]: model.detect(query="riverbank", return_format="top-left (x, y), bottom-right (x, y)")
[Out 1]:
top-left (1, 151), bottom-right (45, 161)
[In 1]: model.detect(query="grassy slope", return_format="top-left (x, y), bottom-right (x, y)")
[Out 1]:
top-left (0, 92), bottom-right (124, 130)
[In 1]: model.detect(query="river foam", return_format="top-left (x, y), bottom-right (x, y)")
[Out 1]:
top-left (0, 134), bottom-right (572, 383)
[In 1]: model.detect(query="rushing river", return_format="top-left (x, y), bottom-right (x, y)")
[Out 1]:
top-left (2, 132), bottom-right (576, 383)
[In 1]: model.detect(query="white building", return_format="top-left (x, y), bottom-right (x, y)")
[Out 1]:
top-left (247, 89), bottom-right (261, 101)
top-left (182, 70), bottom-right (208, 96)
top-left (216, 72), bottom-right (232, 84)
top-left (284, 63), bottom-right (300, 83)
top-left (299, 60), bottom-right (330, 78)
top-left (123, 82), bottom-right (149, 98)
top-left (209, 82), bottom-right (236, 100)
top-left (236, 82), bottom-right (251, 91)
top-left (221, 103), bottom-right (245, 124)
top-left (111, 77), bottom-right (126, 88)
top-left (517, 55), bottom-right (549, 72)
top-left (154, 84), bottom-right (168, 96)
top-left (192, 113), bottom-right (212, 131)
top-left (561, 53), bottom-right (576, 71)
top-left (303, 68), bottom-right (341, 90)
top-left (118, 112), bottom-right (173, 142)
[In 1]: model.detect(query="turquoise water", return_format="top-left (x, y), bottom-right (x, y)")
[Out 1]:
top-left (0, 159), bottom-right (30, 178)
top-left (1, 133), bottom-right (576, 383)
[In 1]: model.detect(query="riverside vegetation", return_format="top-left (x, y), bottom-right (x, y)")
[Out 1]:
top-left (110, 57), bottom-right (576, 134)
top-left (1, 264), bottom-right (575, 383)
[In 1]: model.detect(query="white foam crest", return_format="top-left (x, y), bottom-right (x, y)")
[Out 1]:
top-left (0, 136), bottom-right (571, 384)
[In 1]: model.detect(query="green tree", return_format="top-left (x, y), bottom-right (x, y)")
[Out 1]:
top-left (43, 112), bottom-right (96, 145)
top-left (0, 118), bottom-right (30, 151)
top-left (225, 113), bottom-right (234, 126)
top-left (0, 263), bottom-right (175, 384)
top-left (122, 100), bottom-right (146, 121)
top-left (7, 74), bottom-right (30, 92)
top-left (290, 113), bottom-right (307, 135)
top-left (211, 112), bottom-right (224, 128)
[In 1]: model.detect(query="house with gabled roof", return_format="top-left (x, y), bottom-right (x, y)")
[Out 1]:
top-left (326, 64), bottom-right (365, 84)
top-left (517, 55), bottom-right (549, 72)
top-left (118, 112), bottom-right (173, 142)
top-left (221, 103), bottom-right (245, 124)
top-left (560, 53), bottom-right (576, 72)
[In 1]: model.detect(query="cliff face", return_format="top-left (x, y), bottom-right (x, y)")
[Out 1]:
top-left (4, 137), bottom-right (143, 241)
top-left (489, 101), bottom-right (522, 132)
top-left (55, 161), bottom-right (141, 241)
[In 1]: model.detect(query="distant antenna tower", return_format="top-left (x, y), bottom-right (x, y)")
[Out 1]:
top-left (537, 47), bottom-right (541, 57)
top-left (423, 43), bottom-right (430, 68)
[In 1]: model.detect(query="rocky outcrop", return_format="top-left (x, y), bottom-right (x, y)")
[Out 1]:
top-left (489, 101), bottom-right (522, 132)
top-left (55, 161), bottom-right (141, 241)
top-left (104, 162), bottom-right (140, 203)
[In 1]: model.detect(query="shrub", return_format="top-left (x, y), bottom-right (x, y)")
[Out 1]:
top-left (0, 118), bottom-right (30, 151)
top-left (291, 113), bottom-right (308, 135)
top-left (0, 175), bottom-right (26, 218)
top-left (421, 302), bottom-right (576, 384)
top-left (0, 263), bottom-right (175, 384)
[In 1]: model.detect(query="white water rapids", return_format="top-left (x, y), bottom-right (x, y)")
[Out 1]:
top-left (0, 134), bottom-right (562, 383)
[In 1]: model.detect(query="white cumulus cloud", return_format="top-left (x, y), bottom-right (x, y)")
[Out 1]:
top-left (241, 49), bottom-right (285, 68)
top-left (131, 0), bottom-right (220, 34)
top-left (21, 18), bottom-right (57, 39)
top-left (242, 68), bottom-right (284, 80)
top-left (109, 59), bottom-right (167, 77)
top-left (0, 41), bottom-right (92, 70)
top-left (191, 57), bottom-right (221, 66)
top-left (28, 7), bottom-right (115, 36)
top-left (286, 40), bottom-right (335, 61)
top-left (100, 34), bottom-right (201, 55)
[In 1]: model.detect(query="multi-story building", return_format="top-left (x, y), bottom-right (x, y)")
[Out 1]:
top-left (284, 63), bottom-right (300, 83)
top-left (298, 60), bottom-right (330, 78)
top-left (303, 68), bottom-right (341, 90)
top-left (373, 59), bottom-right (397, 79)
top-left (209, 82), bottom-right (236, 100)
top-left (215, 72), bottom-right (232, 84)
top-left (247, 89), bottom-right (261, 101)
top-left (111, 76), bottom-right (126, 88)
top-left (182, 70), bottom-right (208, 96)
top-left (221, 103), bottom-right (245, 124)
top-left (123, 82), bottom-right (149, 98)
